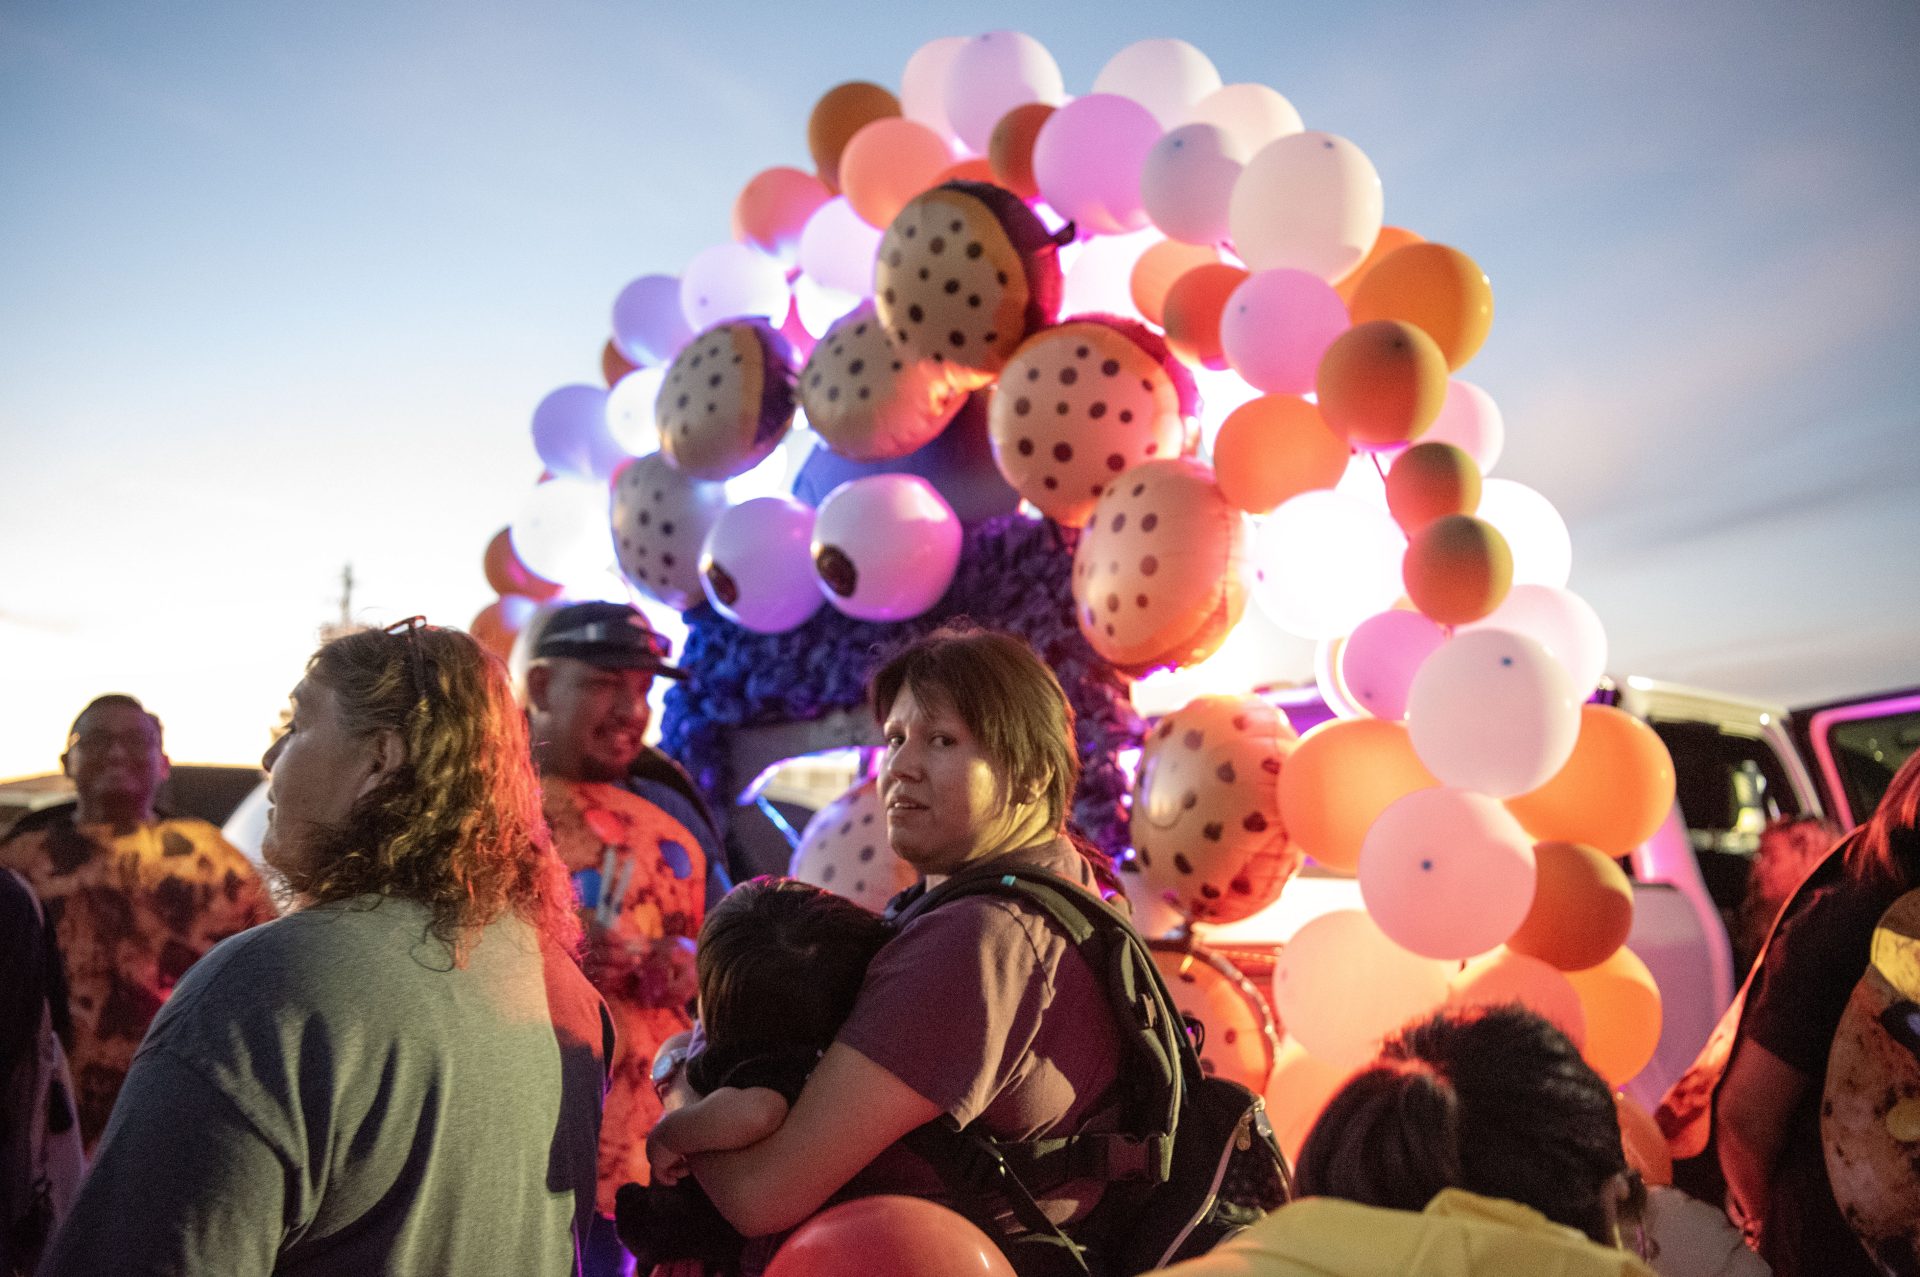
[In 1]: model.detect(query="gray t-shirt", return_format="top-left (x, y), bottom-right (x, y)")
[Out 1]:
top-left (40, 896), bottom-right (612, 1277)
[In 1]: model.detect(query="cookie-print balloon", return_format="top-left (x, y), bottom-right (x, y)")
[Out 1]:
top-left (1071, 458), bottom-right (1249, 675)
top-left (698, 497), bottom-right (824, 634)
top-left (874, 181), bottom-right (1065, 392)
top-left (1358, 786), bottom-right (1538, 960)
top-left (1407, 628), bottom-right (1581, 798)
top-left (656, 319), bottom-right (798, 481)
top-left (789, 778), bottom-right (919, 913)
top-left (1131, 694), bottom-right (1298, 924)
top-left (811, 474), bottom-right (963, 621)
top-left (1152, 942), bottom-right (1279, 1092)
top-left (987, 317), bottom-right (1195, 527)
top-left (611, 452), bottom-right (732, 611)
top-left (800, 301), bottom-right (966, 461)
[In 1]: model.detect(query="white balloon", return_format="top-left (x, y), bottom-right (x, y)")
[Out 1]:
top-left (1059, 226), bottom-right (1158, 320)
top-left (1407, 628), bottom-right (1582, 798)
top-left (1183, 83), bottom-right (1305, 154)
top-left (511, 477), bottom-right (616, 590)
top-left (679, 242), bottom-right (790, 332)
top-left (1271, 909), bottom-right (1451, 1068)
top-left (1359, 788), bottom-right (1538, 960)
top-left (611, 273), bottom-right (693, 366)
top-left (531, 384), bottom-right (627, 481)
top-left (811, 474), bottom-right (963, 621)
top-left (1092, 38), bottom-right (1222, 128)
top-left (1464, 584), bottom-right (1609, 696)
top-left (699, 496), bottom-right (824, 633)
top-left (942, 30), bottom-right (1065, 154)
top-left (1229, 132), bottom-right (1384, 283)
top-left (1420, 379), bottom-right (1506, 473)
top-left (792, 275), bottom-right (861, 339)
top-left (1476, 478), bottom-right (1572, 588)
top-left (899, 36), bottom-right (967, 146)
top-left (1141, 124), bottom-right (1246, 246)
top-left (606, 368), bottom-right (665, 456)
top-left (1249, 490), bottom-right (1406, 639)
top-left (798, 197), bottom-right (883, 298)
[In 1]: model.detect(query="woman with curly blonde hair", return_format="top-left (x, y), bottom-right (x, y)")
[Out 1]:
top-left (42, 621), bottom-right (614, 1277)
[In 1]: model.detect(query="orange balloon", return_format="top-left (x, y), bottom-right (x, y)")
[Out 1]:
top-left (732, 166), bottom-right (831, 258)
top-left (1335, 225), bottom-right (1425, 304)
top-left (468, 598), bottom-right (528, 663)
top-left (839, 118), bottom-right (954, 229)
top-left (1401, 514), bottom-right (1513, 625)
top-left (1384, 441), bottom-right (1481, 534)
top-left (987, 102), bottom-right (1056, 200)
top-left (483, 528), bottom-right (562, 601)
top-left (806, 81), bottom-right (900, 193)
top-left (935, 156), bottom-right (997, 186)
top-left (1349, 242), bottom-right (1494, 371)
top-left (1161, 263), bottom-right (1249, 370)
top-left (1277, 718), bottom-right (1437, 873)
top-left (1448, 948), bottom-right (1587, 1047)
top-left (1131, 240), bottom-right (1220, 328)
top-left (602, 339), bottom-right (637, 388)
top-left (1315, 320), bottom-right (1449, 449)
top-left (1615, 1091), bottom-right (1674, 1187)
top-left (1506, 841), bottom-right (1634, 971)
top-left (766, 1195), bottom-right (1016, 1277)
top-left (1264, 1037), bottom-right (1356, 1163)
top-left (1212, 395), bottom-right (1350, 514)
top-left (1507, 705), bottom-right (1677, 857)
top-left (1567, 946), bottom-right (1662, 1086)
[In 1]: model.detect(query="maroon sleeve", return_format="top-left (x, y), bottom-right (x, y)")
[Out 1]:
top-left (835, 896), bottom-right (1053, 1128)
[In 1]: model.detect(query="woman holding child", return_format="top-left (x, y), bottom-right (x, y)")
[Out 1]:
top-left (645, 627), bottom-right (1130, 1265)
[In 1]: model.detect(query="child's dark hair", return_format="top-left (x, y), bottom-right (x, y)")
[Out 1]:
top-left (1294, 1004), bottom-right (1636, 1245)
top-left (691, 878), bottom-right (893, 1088)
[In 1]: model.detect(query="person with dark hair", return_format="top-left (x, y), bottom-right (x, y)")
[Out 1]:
top-left (655, 626), bottom-right (1129, 1255)
top-left (38, 621), bottom-right (614, 1276)
top-left (1713, 748), bottom-right (1920, 1274)
top-left (616, 878), bottom-right (893, 1273)
top-left (0, 694), bottom-right (276, 1150)
top-left (521, 600), bottom-right (729, 1269)
top-left (1155, 1005), bottom-right (1654, 1276)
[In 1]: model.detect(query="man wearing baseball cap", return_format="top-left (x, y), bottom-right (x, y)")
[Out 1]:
top-left (524, 601), bottom-right (729, 1276)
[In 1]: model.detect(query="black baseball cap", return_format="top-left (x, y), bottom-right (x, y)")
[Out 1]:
top-left (531, 602), bottom-right (688, 679)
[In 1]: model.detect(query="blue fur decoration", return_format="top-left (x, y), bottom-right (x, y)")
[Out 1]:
top-left (660, 511), bottom-right (1142, 861)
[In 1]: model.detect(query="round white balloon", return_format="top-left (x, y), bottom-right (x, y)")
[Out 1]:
top-left (942, 30), bottom-right (1065, 153)
top-left (1183, 83), bottom-right (1305, 154)
top-left (511, 476), bottom-right (617, 590)
top-left (1249, 490), bottom-right (1406, 640)
top-left (606, 368), bottom-right (665, 456)
top-left (679, 242), bottom-right (790, 332)
top-left (1358, 787), bottom-right (1538, 960)
top-left (1092, 38), bottom-right (1222, 128)
top-left (1271, 909), bottom-right (1451, 1068)
top-left (798, 197), bottom-right (883, 298)
top-left (1463, 583), bottom-right (1608, 697)
top-left (1406, 628), bottom-right (1582, 798)
top-left (1476, 479), bottom-right (1572, 588)
top-left (899, 36), bottom-right (967, 145)
top-left (1141, 123), bottom-right (1246, 247)
top-left (1228, 132), bottom-right (1384, 283)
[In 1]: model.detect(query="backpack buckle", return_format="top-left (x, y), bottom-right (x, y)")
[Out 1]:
top-left (1098, 1132), bottom-right (1173, 1182)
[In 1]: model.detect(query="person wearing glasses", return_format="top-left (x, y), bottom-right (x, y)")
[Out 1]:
top-left (38, 622), bottom-right (613, 1275)
top-left (521, 600), bottom-right (729, 1274)
top-left (0, 694), bottom-right (276, 1152)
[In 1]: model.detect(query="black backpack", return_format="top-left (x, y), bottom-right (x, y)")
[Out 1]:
top-left (887, 865), bottom-right (1292, 1277)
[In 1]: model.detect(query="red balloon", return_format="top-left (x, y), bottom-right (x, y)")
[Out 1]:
top-left (766, 1196), bottom-right (1016, 1277)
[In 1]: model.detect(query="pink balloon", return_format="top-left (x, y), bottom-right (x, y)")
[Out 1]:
top-left (943, 30), bottom-right (1064, 153)
top-left (611, 274), bottom-right (693, 366)
top-left (1358, 787), bottom-right (1538, 960)
top-left (1271, 909), bottom-right (1451, 1068)
top-left (1219, 269), bottom-right (1352, 395)
top-left (1031, 94), bottom-right (1164, 237)
top-left (1339, 609), bottom-right (1447, 720)
top-left (1406, 629), bottom-right (1582, 798)
top-left (1418, 379), bottom-right (1505, 473)
top-left (798, 197), bottom-right (882, 298)
top-left (1448, 948), bottom-right (1588, 1047)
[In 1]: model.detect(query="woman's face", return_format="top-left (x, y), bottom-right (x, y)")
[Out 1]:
top-left (881, 683), bottom-right (1046, 877)
top-left (260, 678), bottom-right (387, 881)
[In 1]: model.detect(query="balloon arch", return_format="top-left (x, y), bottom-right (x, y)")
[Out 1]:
top-left (473, 31), bottom-right (1677, 1141)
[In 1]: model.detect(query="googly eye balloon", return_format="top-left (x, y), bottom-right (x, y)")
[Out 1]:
top-left (810, 474), bottom-right (963, 621)
top-left (698, 496), bottom-right (824, 634)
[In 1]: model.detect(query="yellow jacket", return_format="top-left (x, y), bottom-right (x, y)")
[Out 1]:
top-left (1153, 1189), bottom-right (1656, 1277)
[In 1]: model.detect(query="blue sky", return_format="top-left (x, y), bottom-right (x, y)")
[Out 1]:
top-left (2, 0), bottom-right (1916, 775)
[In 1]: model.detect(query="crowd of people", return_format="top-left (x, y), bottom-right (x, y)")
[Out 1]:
top-left (1, 605), bottom-right (1914, 1277)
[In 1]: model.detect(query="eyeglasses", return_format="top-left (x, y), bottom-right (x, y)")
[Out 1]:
top-left (383, 615), bottom-right (432, 712)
